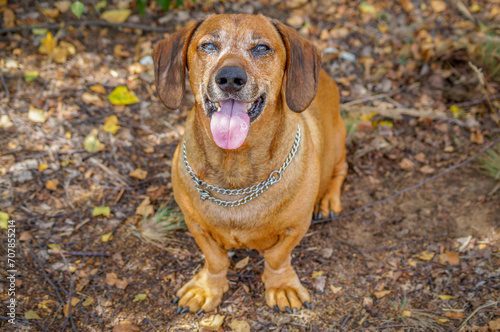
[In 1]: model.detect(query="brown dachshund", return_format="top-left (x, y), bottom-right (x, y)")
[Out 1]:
top-left (153, 14), bottom-right (347, 314)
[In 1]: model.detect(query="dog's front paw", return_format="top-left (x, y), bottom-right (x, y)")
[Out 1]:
top-left (263, 266), bottom-right (311, 313)
top-left (175, 267), bottom-right (229, 314)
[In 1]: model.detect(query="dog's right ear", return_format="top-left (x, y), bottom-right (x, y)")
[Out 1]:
top-left (153, 20), bottom-right (202, 110)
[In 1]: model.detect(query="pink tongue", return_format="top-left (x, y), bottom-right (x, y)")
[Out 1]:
top-left (210, 99), bottom-right (250, 150)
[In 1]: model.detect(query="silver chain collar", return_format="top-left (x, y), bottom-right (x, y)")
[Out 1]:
top-left (182, 125), bottom-right (301, 208)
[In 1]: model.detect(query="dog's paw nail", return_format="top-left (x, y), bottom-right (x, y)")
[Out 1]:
top-left (329, 211), bottom-right (334, 219)
top-left (173, 296), bottom-right (179, 304)
top-left (318, 213), bottom-right (322, 219)
top-left (313, 212), bottom-right (319, 219)
top-left (285, 306), bottom-right (292, 314)
top-left (181, 306), bottom-right (190, 314)
top-left (304, 301), bottom-right (312, 310)
top-left (293, 307), bottom-right (298, 314)
top-left (196, 309), bottom-right (204, 315)
top-left (274, 305), bottom-right (280, 313)
top-left (176, 306), bottom-right (183, 314)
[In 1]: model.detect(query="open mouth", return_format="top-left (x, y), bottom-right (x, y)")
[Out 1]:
top-left (205, 95), bottom-right (265, 123)
top-left (204, 95), bottom-right (266, 150)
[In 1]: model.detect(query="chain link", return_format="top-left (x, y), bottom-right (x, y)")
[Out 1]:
top-left (182, 125), bottom-right (301, 207)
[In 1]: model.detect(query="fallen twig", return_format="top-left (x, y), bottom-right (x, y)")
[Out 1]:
top-left (0, 69), bottom-right (10, 101)
top-left (454, 300), bottom-right (499, 332)
top-left (313, 135), bottom-right (500, 224)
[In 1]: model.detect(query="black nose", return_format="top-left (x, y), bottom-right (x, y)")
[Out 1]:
top-left (215, 66), bottom-right (247, 93)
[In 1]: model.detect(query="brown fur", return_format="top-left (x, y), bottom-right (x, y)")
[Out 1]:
top-left (153, 14), bottom-right (347, 313)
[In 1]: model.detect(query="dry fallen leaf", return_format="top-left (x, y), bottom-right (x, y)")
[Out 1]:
top-left (3, 9), bottom-right (16, 29)
top-left (38, 163), bottom-right (49, 172)
top-left (374, 290), bottom-right (391, 299)
top-left (105, 272), bottom-right (118, 286)
top-left (82, 92), bottom-right (105, 107)
top-left (113, 321), bottom-right (140, 332)
top-left (130, 168), bottom-right (148, 180)
top-left (82, 297), bottom-right (95, 307)
top-left (55, 1), bottom-right (72, 13)
top-left (102, 9), bottom-right (132, 23)
top-left (200, 314), bottom-right (225, 329)
top-left (45, 179), bottom-right (59, 191)
top-left (470, 129), bottom-right (484, 144)
top-left (116, 278), bottom-right (129, 290)
top-left (444, 311), bottom-right (464, 320)
top-left (416, 250), bottom-right (435, 261)
top-left (438, 294), bottom-right (455, 300)
top-left (229, 319), bottom-right (250, 332)
top-left (93, 206), bottom-right (111, 217)
top-left (28, 106), bottom-right (47, 123)
top-left (135, 197), bottom-right (154, 217)
top-left (84, 130), bottom-right (105, 153)
top-left (438, 251), bottom-right (459, 266)
top-left (399, 158), bottom-right (415, 170)
top-left (419, 165), bottom-right (435, 174)
top-left (330, 285), bottom-right (342, 294)
top-left (103, 115), bottom-right (120, 134)
top-left (63, 298), bottom-right (80, 317)
top-left (490, 318), bottom-right (500, 331)
top-left (0, 114), bottom-right (13, 128)
top-left (234, 256), bottom-right (250, 270)
top-left (133, 293), bottom-right (147, 302)
top-left (101, 232), bottom-right (113, 242)
top-left (25, 310), bottom-right (42, 320)
top-left (90, 84), bottom-right (107, 95)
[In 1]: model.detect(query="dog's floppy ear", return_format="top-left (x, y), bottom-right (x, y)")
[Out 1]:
top-left (273, 20), bottom-right (322, 113)
top-left (153, 20), bottom-right (202, 110)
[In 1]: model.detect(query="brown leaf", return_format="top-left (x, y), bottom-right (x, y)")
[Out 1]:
top-left (105, 272), bottom-right (118, 286)
top-left (115, 278), bottom-right (129, 290)
top-left (490, 318), bottom-right (500, 331)
top-left (399, 158), bottom-right (415, 170)
top-left (397, 0), bottom-right (414, 13)
top-left (444, 311), bottom-right (464, 320)
top-left (234, 256), bottom-right (250, 270)
top-left (430, 0), bottom-right (447, 13)
top-left (374, 290), bottom-right (391, 299)
top-left (229, 319), bottom-right (250, 332)
top-left (45, 179), bottom-right (59, 191)
top-left (113, 321), bottom-right (140, 332)
top-left (135, 197), bottom-right (154, 217)
top-left (63, 298), bottom-right (80, 317)
top-left (3, 9), bottom-right (16, 29)
top-left (419, 165), bottom-right (435, 174)
top-left (470, 129), bottom-right (484, 144)
top-left (130, 168), bottom-right (148, 180)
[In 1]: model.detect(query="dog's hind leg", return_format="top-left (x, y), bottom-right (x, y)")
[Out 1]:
top-left (317, 158), bottom-right (348, 216)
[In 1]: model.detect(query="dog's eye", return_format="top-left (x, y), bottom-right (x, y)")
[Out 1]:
top-left (251, 44), bottom-right (272, 57)
top-left (199, 42), bottom-right (218, 54)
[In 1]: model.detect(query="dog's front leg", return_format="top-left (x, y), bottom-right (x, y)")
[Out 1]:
top-left (175, 223), bottom-right (230, 314)
top-left (261, 227), bottom-right (311, 313)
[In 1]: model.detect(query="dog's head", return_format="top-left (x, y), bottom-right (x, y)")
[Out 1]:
top-left (154, 14), bottom-right (321, 150)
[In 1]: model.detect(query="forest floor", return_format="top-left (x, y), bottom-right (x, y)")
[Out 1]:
top-left (0, 0), bottom-right (499, 331)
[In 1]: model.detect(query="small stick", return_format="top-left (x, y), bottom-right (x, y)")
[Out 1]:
top-left (0, 68), bottom-right (10, 101)
top-left (454, 301), bottom-right (498, 332)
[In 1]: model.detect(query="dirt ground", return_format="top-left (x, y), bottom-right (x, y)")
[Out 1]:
top-left (1, 0), bottom-right (499, 331)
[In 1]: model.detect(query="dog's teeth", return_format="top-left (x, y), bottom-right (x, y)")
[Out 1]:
top-left (215, 102), bottom-right (221, 112)
top-left (245, 103), bottom-right (252, 113)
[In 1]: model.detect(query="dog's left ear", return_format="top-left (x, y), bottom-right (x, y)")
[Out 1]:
top-left (153, 20), bottom-right (202, 110)
top-left (273, 20), bottom-right (322, 113)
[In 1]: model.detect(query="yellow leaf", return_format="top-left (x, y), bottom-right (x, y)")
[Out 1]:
top-left (38, 163), bottom-right (49, 172)
top-left (101, 232), bottom-right (113, 242)
top-left (470, 4), bottom-right (482, 12)
top-left (25, 71), bottom-right (39, 82)
top-left (25, 310), bottom-right (42, 320)
top-left (312, 271), bottom-right (324, 278)
top-left (32, 28), bottom-right (49, 36)
top-left (360, 111), bottom-right (377, 121)
top-left (84, 130), bottom-right (105, 153)
top-left (402, 310), bottom-right (412, 317)
top-left (330, 285), bottom-right (342, 294)
top-left (436, 318), bottom-right (449, 324)
top-left (103, 115), bottom-right (120, 134)
top-left (377, 120), bottom-right (393, 128)
top-left (41, 8), bottom-right (60, 19)
top-left (0, 211), bottom-right (9, 229)
top-left (3, 8), bottom-right (15, 29)
top-left (430, 0), bottom-right (447, 13)
top-left (93, 206), bottom-right (111, 217)
top-left (133, 293), bottom-right (148, 302)
top-left (234, 256), bottom-right (250, 270)
top-left (69, 265), bottom-right (77, 273)
top-left (45, 179), bottom-right (59, 191)
top-left (0, 114), bottom-right (13, 128)
top-left (359, 1), bottom-right (377, 14)
top-left (48, 243), bottom-right (62, 253)
top-left (130, 168), bottom-right (148, 180)
top-left (415, 250), bottom-right (435, 261)
top-left (101, 9), bottom-right (132, 23)
top-left (82, 297), bottom-right (95, 307)
top-left (450, 105), bottom-right (465, 118)
top-left (438, 294), bottom-right (455, 300)
top-left (59, 41), bottom-right (76, 55)
top-left (39, 32), bottom-right (57, 56)
top-left (89, 84), bottom-right (107, 94)
top-left (229, 319), bottom-right (251, 332)
top-left (28, 106), bottom-right (47, 123)
top-left (65, 131), bottom-right (72, 139)
top-left (108, 86), bottom-right (140, 105)
top-left (200, 314), bottom-right (225, 329)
